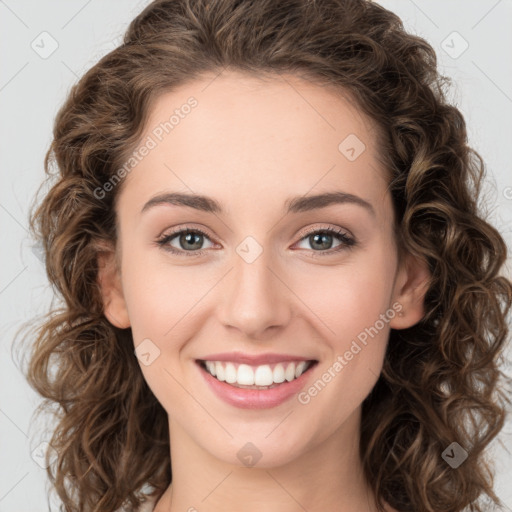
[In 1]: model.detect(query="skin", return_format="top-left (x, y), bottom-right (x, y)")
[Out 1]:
top-left (98, 69), bottom-right (430, 512)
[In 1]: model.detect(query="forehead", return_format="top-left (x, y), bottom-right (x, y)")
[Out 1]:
top-left (119, 69), bottom-right (391, 220)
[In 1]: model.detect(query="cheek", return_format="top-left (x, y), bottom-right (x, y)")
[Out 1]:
top-left (120, 229), bottom-right (397, 345)
top-left (119, 246), bottom-right (218, 356)
top-left (120, 246), bottom-right (182, 342)
top-left (296, 262), bottom-right (397, 419)
top-left (299, 251), bottom-right (397, 342)
top-left (120, 250), bottom-right (192, 403)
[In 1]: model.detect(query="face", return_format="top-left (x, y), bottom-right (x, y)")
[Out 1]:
top-left (100, 69), bottom-right (427, 468)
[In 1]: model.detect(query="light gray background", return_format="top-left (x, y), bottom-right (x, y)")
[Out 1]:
top-left (1, 1), bottom-right (511, 511)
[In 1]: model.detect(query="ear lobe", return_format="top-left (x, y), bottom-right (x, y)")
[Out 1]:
top-left (96, 247), bottom-right (131, 329)
top-left (389, 252), bottom-right (431, 330)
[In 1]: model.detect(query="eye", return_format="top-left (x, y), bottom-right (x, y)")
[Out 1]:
top-left (156, 225), bottom-right (215, 257)
top-left (155, 224), bottom-right (356, 258)
top-left (294, 226), bottom-right (356, 257)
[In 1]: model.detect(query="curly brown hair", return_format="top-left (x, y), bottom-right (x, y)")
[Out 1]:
top-left (14, 0), bottom-right (512, 511)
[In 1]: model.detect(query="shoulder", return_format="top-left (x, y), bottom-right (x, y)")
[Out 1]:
top-left (137, 496), bottom-right (158, 512)
top-left (115, 495), bottom-right (158, 512)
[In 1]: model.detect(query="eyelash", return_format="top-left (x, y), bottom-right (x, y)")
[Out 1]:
top-left (155, 224), bottom-right (356, 258)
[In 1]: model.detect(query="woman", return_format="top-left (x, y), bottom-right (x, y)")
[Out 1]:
top-left (20, 0), bottom-right (512, 511)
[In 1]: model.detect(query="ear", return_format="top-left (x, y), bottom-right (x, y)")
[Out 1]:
top-left (389, 251), bottom-right (431, 329)
top-left (96, 244), bottom-right (131, 329)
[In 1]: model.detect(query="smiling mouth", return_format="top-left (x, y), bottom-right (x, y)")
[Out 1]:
top-left (196, 359), bottom-right (318, 389)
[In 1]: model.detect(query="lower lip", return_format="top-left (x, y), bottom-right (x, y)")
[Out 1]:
top-left (197, 361), bottom-right (318, 409)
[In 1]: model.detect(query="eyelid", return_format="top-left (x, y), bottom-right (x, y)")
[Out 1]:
top-left (157, 223), bottom-right (353, 243)
top-left (295, 224), bottom-right (354, 242)
top-left (156, 223), bottom-right (356, 257)
top-left (157, 223), bottom-right (214, 241)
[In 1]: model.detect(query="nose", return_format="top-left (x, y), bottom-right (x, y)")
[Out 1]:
top-left (217, 248), bottom-right (292, 339)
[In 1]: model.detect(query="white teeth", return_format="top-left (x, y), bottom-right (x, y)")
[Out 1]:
top-left (237, 364), bottom-right (255, 385)
top-left (254, 365), bottom-right (273, 386)
top-left (295, 361), bottom-right (307, 378)
top-left (225, 362), bottom-right (237, 383)
top-left (285, 362), bottom-right (296, 382)
top-left (273, 363), bottom-right (286, 383)
top-left (206, 361), bottom-right (216, 376)
top-left (215, 361), bottom-right (225, 381)
top-left (202, 360), bottom-right (313, 386)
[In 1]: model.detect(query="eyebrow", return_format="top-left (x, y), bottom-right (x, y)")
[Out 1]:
top-left (141, 191), bottom-right (375, 217)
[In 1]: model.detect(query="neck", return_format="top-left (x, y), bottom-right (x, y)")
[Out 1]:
top-left (154, 407), bottom-right (386, 512)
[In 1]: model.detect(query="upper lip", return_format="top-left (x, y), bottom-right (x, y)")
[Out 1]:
top-left (197, 352), bottom-right (317, 366)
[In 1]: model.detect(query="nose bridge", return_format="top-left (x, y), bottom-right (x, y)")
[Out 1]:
top-left (218, 238), bottom-right (291, 337)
